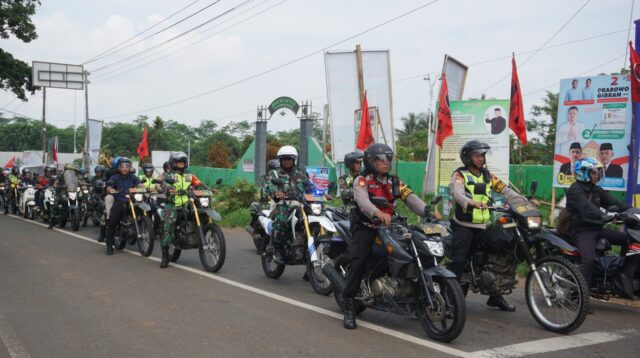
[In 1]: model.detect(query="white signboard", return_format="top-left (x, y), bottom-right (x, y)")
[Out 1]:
top-left (325, 50), bottom-right (395, 161)
top-left (87, 119), bottom-right (103, 171)
top-left (442, 55), bottom-right (468, 101)
top-left (32, 61), bottom-right (84, 90)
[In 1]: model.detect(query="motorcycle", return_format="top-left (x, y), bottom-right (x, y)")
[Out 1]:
top-left (564, 206), bottom-right (640, 300)
top-left (443, 182), bottom-right (589, 334)
top-left (161, 177), bottom-right (226, 272)
top-left (86, 180), bottom-right (106, 227)
top-left (322, 196), bottom-right (466, 343)
top-left (0, 181), bottom-right (7, 215)
top-left (6, 182), bottom-right (19, 214)
top-left (40, 186), bottom-right (55, 223)
top-left (106, 183), bottom-right (155, 255)
top-left (258, 178), bottom-right (343, 295)
top-left (18, 184), bottom-right (37, 220)
top-left (79, 181), bottom-right (92, 227)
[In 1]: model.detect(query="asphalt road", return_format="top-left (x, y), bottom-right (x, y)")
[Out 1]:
top-left (0, 214), bottom-right (639, 358)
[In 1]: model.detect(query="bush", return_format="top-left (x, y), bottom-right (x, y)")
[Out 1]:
top-left (215, 179), bottom-right (257, 214)
top-left (219, 208), bottom-right (251, 228)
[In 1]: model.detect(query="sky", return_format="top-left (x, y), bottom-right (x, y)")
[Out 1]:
top-left (0, 0), bottom-right (637, 135)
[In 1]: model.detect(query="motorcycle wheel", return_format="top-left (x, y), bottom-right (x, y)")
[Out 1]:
top-left (71, 209), bottom-right (81, 231)
top-left (332, 256), bottom-right (367, 314)
top-left (136, 216), bottom-right (155, 257)
top-left (526, 256), bottom-right (589, 334)
top-left (0, 197), bottom-right (6, 215)
top-left (58, 213), bottom-right (67, 228)
top-left (261, 244), bottom-right (285, 279)
top-left (415, 276), bottom-right (466, 343)
top-left (306, 241), bottom-right (333, 296)
top-left (199, 224), bottom-right (226, 273)
top-left (169, 246), bottom-right (181, 262)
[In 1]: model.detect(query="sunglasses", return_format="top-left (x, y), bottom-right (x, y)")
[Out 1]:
top-left (374, 154), bottom-right (392, 162)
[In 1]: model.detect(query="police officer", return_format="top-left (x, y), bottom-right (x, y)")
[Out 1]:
top-left (104, 157), bottom-right (142, 255)
top-left (338, 150), bottom-right (363, 211)
top-left (343, 143), bottom-right (429, 329)
top-left (265, 146), bottom-right (309, 264)
top-left (160, 152), bottom-right (205, 268)
top-left (447, 140), bottom-right (523, 312)
top-left (139, 163), bottom-right (156, 189)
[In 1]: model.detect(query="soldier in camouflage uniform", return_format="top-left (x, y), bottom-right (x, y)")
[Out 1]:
top-left (160, 151), bottom-right (205, 268)
top-left (338, 150), bottom-right (363, 212)
top-left (265, 145), bottom-right (309, 264)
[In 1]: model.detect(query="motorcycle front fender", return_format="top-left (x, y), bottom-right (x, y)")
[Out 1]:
top-left (423, 266), bottom-right (457, 279)
top-left (307, 215), bottom-right (337, 232)
top-left (206, 208), bottom-right (222, 221)
top-left (138, 203), bottom-right (151, 212)
top-left (529, 228), bottom-right (578, 253)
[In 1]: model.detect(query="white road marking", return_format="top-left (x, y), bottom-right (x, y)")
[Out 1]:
top-left (468, 329), bottom-right (635, 358)
top-left (0, 316), bottom-right (30, 358)
top-left (6, 215), bottom-right (635, 357)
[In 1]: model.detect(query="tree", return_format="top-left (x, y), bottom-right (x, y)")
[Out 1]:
top-left (0, 0), bottom-right (40, 100)
top-left (396, 112), bottom-right (429, 161)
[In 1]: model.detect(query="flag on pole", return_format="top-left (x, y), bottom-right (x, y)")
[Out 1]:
top-left (509, 54), bottom-right (527, 144)
top-left (52, 137), bottom-right (59, 164)
top-left (356, 92), bottom-right (374, 150)
top-left (3, 156), bottom-right (15, 169)
top-left (136, 127), bottom-right (149, 160)
top-left (435, 74), bottom-right (452, 147)
top-left (629, 41), bottom-right (640, 103)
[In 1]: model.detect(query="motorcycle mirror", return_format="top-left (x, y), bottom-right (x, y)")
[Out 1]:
top-left (530, 181), bottom-right (538, 197)
top-left (370, 196), bottom-right (389, 207)
top-left (164, 177), bottom-right (176, 185)
top-left (271, 177), bottom-right (284, 186)
top-left (473, 183), bottom-right (487, 195)
top-left (431, 195), bottom-right (443, 205)
top-left (215, 178), bottom-right (223, 185)
top-left (151, 179), bottom-right (162, 184)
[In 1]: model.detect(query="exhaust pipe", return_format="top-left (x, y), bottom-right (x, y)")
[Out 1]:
top-left (322, 263), bottom-right (346, 293)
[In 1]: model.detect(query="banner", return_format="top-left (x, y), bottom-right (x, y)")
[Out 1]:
top-left (87, 119), bottom-right (103, 172)
top-left (305, 166), bottom-right (330, 197)
top-left (436, 100), bottom-right (510, 214)
top-left (552, 75), bottom-right (632, 191)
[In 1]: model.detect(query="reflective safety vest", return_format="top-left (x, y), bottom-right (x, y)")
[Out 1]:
top-left (170, 173), bottom-right (193, 207)
top-left (454, 169), bottom-right (491, 224)
top-left (139, 175), bottom-right (156, 189)
top-left (353, 174), bottom-right (396, 225)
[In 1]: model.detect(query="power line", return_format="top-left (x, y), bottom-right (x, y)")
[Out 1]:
top-left (97, 0), bottom-right (443, 120)
top-left (82, 0), bottom-right (202, 64)
top-left (89, 0), bottom-right (254, 73)
top-left (83, 0), bottom-right (222, 65)
top-left (92, 0), bottom-right (281, 83)
top-left (472, 0), bottom-right (592, 97)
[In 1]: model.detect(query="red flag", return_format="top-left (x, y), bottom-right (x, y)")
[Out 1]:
top-left (629, 41), bottom-right (640, 103)
top-left (509, 54), bottom-right (527, 144)
top-left (356, 92), bottom-right (374, 150)
top-left (136, 127), bottom-right (149, 159)
top-left (435, 74), bottom-right (452, 147)
top-left (3, 156), bottom-right (15, 169)
top-left (52, 137), bottom-right (59, 163)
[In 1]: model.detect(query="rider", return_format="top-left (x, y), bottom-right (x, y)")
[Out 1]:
top-left (92, 165), bottom-right (106, 185)
top-left (160, 152), bottom-right (204, 268)
top-left (139, 163), bottom-right (156, 189)
top-left (566, 158), bottom-right (629, 293)
top-left (48, 163), bottom-right (79, 228)
top-left (99, 158), bottom-right (122, 242)
top-left (20, 168), bottom-right (36, 187)
top-left (447, 140), bottom-right (523, 312)
top-left (104, 157), bottom-right (141, 255)
top-left (7, 167), bottom-right (20, 203)
top-left (265, 146), bottom-right (309, 264)
top-left (338, 150), bottom-right (363, 211)
top-left (259, 159), bottom-right (280, 205)
top-left (343, 143), bottom-right (429, 330)
top-left (35, 165), bottom-right (55, 212)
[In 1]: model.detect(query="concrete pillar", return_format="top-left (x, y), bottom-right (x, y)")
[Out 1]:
top-left (255, 120), bottom-right (267, 183)
top-left (298, 117), bottom-right (314, 169)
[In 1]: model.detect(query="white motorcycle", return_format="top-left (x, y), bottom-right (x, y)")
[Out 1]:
top-left (19, 184), bottom-right (37, 220)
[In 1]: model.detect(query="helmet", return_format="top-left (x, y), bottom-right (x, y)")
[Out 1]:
top-left (363, 143), bottom-right (393, 174)
top-left (22, 168), bottom-right (31, 175)
top-left (94, 165), bottom-right (106, 176)
top-left (11, 167), bottom-right (19, 175)
top-left (574, 157), bottom-right (603, 183)
top-left (64, 163), bottom-right (78, 172)
top-left (142, 163), bottom-right (154, 175)
top-left (163, 161), bottom-right (171, 172)
top-left (78, 168), bottom-right (86, 176)
top-left (344, 150), bottom-right (364, 171)
top-left (460, 140), bottom-right (491, 167)
top-left (117, 157), bottom-right (131, 169)
top-left (169, 151), bottom-right (188, 169)
top-left (111, 156), bottom-right (122, 169)
top-left (45, 165), bottom-right (57, 176)
top-left (267, 159), bottom-right (280, 172)
top-left (277, 146), bottom-right (298, 164)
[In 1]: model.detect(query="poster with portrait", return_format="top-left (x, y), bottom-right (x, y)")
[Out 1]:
top-left (553, 75), bottom-right (632, 190)
top-left (435, 100), bottom-right (510, 214)
top-left (305, 166), bottom-right (330, 197)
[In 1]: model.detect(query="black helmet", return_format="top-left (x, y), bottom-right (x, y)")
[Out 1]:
top-left (11, 167), bottom-right (19, 175)
top-left (460, 140), bottom-right (491, 167)
top-left (363, 143), bottom-right (393, 174)
top-left (267, 159), bottom-right (280, 172)
top-left (169, 151), bottom-right (188, 169)
top-left (142, 163), bottom-right (154, 175)
top-left (22, 168), bottom-right (31, 175)
top-left (45, 165), bottom-right (57, 175)
top-left (78, 168), bottom-right (86, 175)
top-left (344, 150), bottom-right (364, 171)
top-left (163, 161), bottom-right (171, 172)
top-left (94, 165), bottom-right (106, 175)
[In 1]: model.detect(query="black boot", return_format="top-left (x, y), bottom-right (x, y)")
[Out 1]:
top-left (97, 225), bottom-right (105, 242)
top-left (106, 245), bottom-right (113, 255)
top-left (160, 246), bottom-right (170, 268)
top-left (343, 298), bottom-right (356, 329)
top-left (48, 216), bottom-right (55, 229)
top-left (487, 295), bottom-right (516, 312)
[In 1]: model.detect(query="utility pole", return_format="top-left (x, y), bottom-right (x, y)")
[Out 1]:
top-left (41, 87), bottom-right (47, 163)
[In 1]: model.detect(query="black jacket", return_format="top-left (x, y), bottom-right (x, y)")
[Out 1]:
top-left (566, 181), bottom-right (628, 234)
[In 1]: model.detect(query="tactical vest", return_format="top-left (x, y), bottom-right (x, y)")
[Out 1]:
top-left (170, 172), bottom-right (193, 207)
top-left (454, 168), bottom-right (491, 224)
top-left (354, 174), bottom-right (396, 225)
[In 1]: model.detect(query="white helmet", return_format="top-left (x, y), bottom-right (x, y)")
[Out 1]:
top-left (277, 145), bottom-right (298, 164)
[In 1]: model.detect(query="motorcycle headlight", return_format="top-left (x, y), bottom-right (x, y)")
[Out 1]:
top-left (424, 240), bottom-right (444, 257)
top-left (134, 193), bottom-right (144, 202)
top-left (199, 197), bottom-right (210, 207)
top-left (311, 203), bottom-right (322, 215)
top-left (526, 216), bottom-right (541, 230)
top-left (68, 192), bottom-right (77, 200)
top-left (83, 189), bottom-right (89, 194)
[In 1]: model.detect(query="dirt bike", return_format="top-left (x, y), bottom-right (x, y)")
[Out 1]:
top-left (106, 185), bottom-right (156, 255)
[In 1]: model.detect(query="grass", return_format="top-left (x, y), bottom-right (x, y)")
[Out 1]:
top-left (218, 208), bottom-right (251, 228)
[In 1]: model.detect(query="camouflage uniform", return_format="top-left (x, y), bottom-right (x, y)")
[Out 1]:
top-left (265, 167), bottom-right (308, 247)
top-left (338, 173), bottom-right (356, 211)
top-left (161, 170), bottom-right (203, 247)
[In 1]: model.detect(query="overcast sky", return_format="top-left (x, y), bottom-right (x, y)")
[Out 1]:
top-left (0, 0), bottom-right (636, 134)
